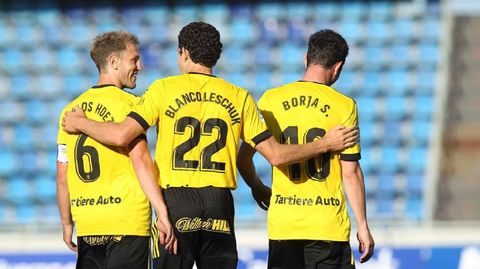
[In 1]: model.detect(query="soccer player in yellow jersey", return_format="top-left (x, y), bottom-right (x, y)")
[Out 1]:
top-left (56, 31), bottom-right (175, 269)
top-left (62, 22), bottom-right (358, 269)
top-left (237, 29), bottom-right (375, 269)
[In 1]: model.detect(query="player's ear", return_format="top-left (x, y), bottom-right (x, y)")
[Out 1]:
top-left (303, 54), bottom-right (307, 68)
top-left (182, 48), bottom-right (190, 62)
top-left (333, 61), bottom-right (344, 77)
top-left (109, 53), bottom-right (120, 71)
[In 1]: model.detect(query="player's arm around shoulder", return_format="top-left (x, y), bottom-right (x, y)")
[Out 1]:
top-left (62, 106), bottom-right (144, 146)
top-left (254, 125), bottom-right (359, 166)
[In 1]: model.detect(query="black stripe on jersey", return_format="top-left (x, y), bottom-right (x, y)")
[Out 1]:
top-left (128, 112), bottom-right (150, 130)
top-left (251, 130), bottom-right (272, 145)
top-left (136, 133), bottom-right (147, 141)
top-left (340, 153), bottom-right (361, 161)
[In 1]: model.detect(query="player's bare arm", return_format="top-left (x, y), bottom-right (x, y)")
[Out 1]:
top-left (56, 161), bottom-right (78, 252)
top-left (341, 160), bottom-right (374, 263)
top-left (237, 142), bottom-right (271, 210)
top-left (128, 139), bottom-right (177, 254)
top-left (254, 125), bottom-right (359, 166)
top-left (62, 105), bottom-right (144, 147)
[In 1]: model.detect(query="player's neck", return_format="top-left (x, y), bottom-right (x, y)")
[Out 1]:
top-left (302, 67), bottom-right (333, 86)
top-left (97, 73), bottom-right (123, 89)
top-left (184, 63), bottom-right (213, 76)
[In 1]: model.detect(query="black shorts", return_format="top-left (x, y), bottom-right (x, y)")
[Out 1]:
top-left (268, 240), bottom-right (355, 269)
top-left (152, 186), bottom-right (237, 269)
top-left (76, 235), bottom-right (150, 269)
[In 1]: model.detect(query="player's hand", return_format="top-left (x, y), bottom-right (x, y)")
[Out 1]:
top-left (156, 213), bottom-right (178, 255)
top-left (357, 227), bottom-right (374, 263)
top-left (251, 182), bottom-right (271, 210)
top-left (323, 125), bottom-right (359, 152)
top-left (62, 105), bottom-right (86, 134)
top-left (62, 223), bottom-right (77, 252)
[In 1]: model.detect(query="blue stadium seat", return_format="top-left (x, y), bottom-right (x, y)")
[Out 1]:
top-left (279, 71), bottom-right (303, 87)
top-left (412, 95), bottom-right (434, 120)
top-left (252, 71), bottom-right (273, 96)
top-left (411, 120), bottom-right (431, 146)
top-left (359, 121), bottom-right (379, 146)
top-left (286, 19), bottom-right (308, 44)
top-left (15, 204), bottom-right (37, 224)
top-left (386, 68), bottom-right (411, 96)
top-left (391, 42), bottom-right (414, 69)
top-left (384, 96), bottom-right (408, 120)
top-left (10, 74), bottom-right (33, 100)
top-left (13, 125), bottom-right (35, 151)
top-left (382, 119), bottom-right (404, 146)
top-left (364, 44), bottom-right (388, 70)
top-left (144, 6), bottom-right (169, 26)
top-left (376, 197), bottom-right (395, 216)
top-left (393, 18), bottom-right (418, 43)
top-left (225, 72), bottom-right (249, 89)
top-left (379, 146), bottom-right (403, 173)
top-left (312, 2), bottom-right (340, 22)
top-left (38, 203), bottom-right (59, 223)
top-left (0, 22), bottom-right (14, 48)
top-left (334, 69), bottom-right (357, 96)
top-left (359, 147), bottom-right (378, 174)
top-left (286, 2), bottom-right (311, 20)
top-left (231, 3), bottom-right (253, 18)
top-left (421, 17), bottom-right (441, 42)
top-left (258, 19), bottom-right (283, 44)
top-left (6, 177), bottom-right (32, 205)
top-left (15, 24), bottom-right (41, 49)
top-left (201, 3), bottom-right (229, 25)
top-left (30, 47), bottom-right (56, 72)
top-left (407, 146), bottom-right (427, 173)
top-left (356, 96), bottom-right (379, 121)
top-left (366, 21), bottom-right (391, 45)
top-left (252, 44), bottom-right (273, 68)
top-left (418, 42), bottom-right (439, 68)
top-left (63, 73), bottom-right (91, 98)
top-left (36, 74), bottom-right (64, 99)
top-left (406, 172), bottom-right (424, 197)
top-left (20, 152), bottom-right (44, 174)
top-left (36, 9), bottom-right (63, 27)
top-left (2, 48), bottom-right (27, 75)
top-left (34, 175), bottom-right (57, 203)
top-left (405, 197), bottom-right (423, 220)
top-left (278, 42), bottom-right (304, 71)
top-left (42, 24), bottom-right (64, 46)
top-left (415, 69), bottom-right (436, 95)
top-left (57, 47), bottom-right (85, 74)
top-left (376, 172), bottom-right (397, 199)
top-left (42, 125), bottom-right (59, 150)
top-left (361, 70), bottom-right (384, 96)
top-left (368, 1), bottom-right (393, 21)
top-left (339, 21), bottom-right (365, 45)
top-left (222, 45), bottom-right (250, 72)
top-left (255, 2), bottom-right (283, 20)
top-left (340, 1), bottom-right (367, 22)
top-left (229, 17), bottom-right (256, 45)
top-left (0, 151), bottom-right (17, 176)
top-left (0, 101), bottom-right (24, 124)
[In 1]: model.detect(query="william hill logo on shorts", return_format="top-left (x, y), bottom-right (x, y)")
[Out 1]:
top-left (175, 217), bottom-right (231, 234)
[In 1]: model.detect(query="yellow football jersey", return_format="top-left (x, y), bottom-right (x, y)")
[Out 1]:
top-left (258, 81), bottom-right (361, 241)
top-left (129, 72), bottom-right (271, 189)
top-left (57, 85), bottom-right (151, 236)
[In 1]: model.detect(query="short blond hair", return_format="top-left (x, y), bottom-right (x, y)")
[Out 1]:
top-left (90, 31), bottom-right (139, 71)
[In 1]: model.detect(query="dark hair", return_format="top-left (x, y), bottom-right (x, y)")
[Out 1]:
top-left (306, 29), bottom-right (349, 68)
top-left (90, 31), bottom-right (139, 71)
top-left (178, 22), bottom-right (223, 68)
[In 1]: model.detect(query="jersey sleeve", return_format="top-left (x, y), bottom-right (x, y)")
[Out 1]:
top-left (340, 99), bottom-right (361, 161)
top-left (57, 106), bottom-right (69, 145)
top-left (241, 93), bottom-right (271, 147)
top-left (128, 80), bottom-right (163, 131)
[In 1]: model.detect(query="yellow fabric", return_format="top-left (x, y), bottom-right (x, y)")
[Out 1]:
top-left (258, 81), bottom-right (360, 241)
top-left (131, 73), bottom-right (269, 189)
top-left (57, 85), bottom-right (151, 236)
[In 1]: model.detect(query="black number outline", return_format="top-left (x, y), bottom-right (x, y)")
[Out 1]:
top-left (172, 117), bottom-right (227, 173)
top-left (74, 134), bottom-right (100, 182)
